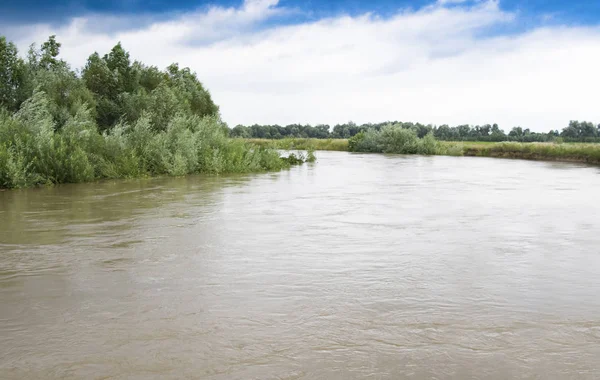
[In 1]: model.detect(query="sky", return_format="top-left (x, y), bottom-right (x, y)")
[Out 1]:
top-left (1, 0), bottom-right (600, 131)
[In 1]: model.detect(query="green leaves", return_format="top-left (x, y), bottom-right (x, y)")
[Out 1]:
top-left (0, 35), bottom-right (299, 188)
top-left (0, 36), bottom-right (28, 111)
top-left (39, 35), bottom-right (62, 70)
top-left (348, 124), bottom-right (439, 155)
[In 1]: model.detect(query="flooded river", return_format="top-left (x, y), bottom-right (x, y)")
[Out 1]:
top-left (1, 152), bottom-right (600, 379)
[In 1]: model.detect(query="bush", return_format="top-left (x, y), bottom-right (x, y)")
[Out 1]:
top-left (0, 35), bottom-right (311, 189)
top-left (348, 124), bottom-right (439, 155)
top-left (0, 91), bottom-right (305, 189)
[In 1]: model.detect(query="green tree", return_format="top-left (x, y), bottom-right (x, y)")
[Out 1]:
top-left (103, 42), bottom-right (138, 94)
top-left (0, 37), bottom-right (28, 111)
top-left (147, 82), bottom-right (181, 131)
top-left (231, 125), bottom-right (251, 138)
top-left (39, 35), bottom-right (62, 70)
top-left (24, 36), bottom-right (96, 128)
top-left (166, 63), bottom-right (219, 117)
top-left (137, 63), bottom-right (165, 92)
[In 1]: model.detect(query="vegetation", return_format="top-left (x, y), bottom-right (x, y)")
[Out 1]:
top-left (231, 120), bottom-right (600, 143)
top-left (247, 129), bottom-right (600, 165)
top-left (0, 35), bottom-right (306, 189)
top-left (347, 126), bottom-right (438, 155)
top-left (247, 138), bottom-right (348, 151)
top-left (457, 141), bottom-right (600, 165)
top-left (237, 121), bottom-right (600, 164)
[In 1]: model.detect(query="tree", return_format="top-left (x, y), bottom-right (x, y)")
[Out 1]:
top-left (39, 35), bottom-right (62, 70)
top-left (166, 63), bottom-right (219, 118)
top-left (490, 123), bottom-right (506, 141)
top-left (104, 42), bottom-right (138, 94)
top-left (21, 36), bottom-right (96, 128)
top-left (0, 36), bottom-right (28, 111)
top-left (314, 124), bottom-right (330, 138)
top-left (231, 125), bottom-right (250, 138)
top-left (434, 124), bottom-right (452, 140)
top-left (34, 65), bottom-right (97, 128)
top-left (83, 43), bottom-right (143, 129)
top-left (457, 125), bottom-right (471, 140)
top-left (83, 52), bottom-right (117, 98)
top-left (147, 82), bottom-right (181, 131)
top-left (137, 63), bottom-right (165, 93)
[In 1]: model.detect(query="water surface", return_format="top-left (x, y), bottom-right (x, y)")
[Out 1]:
top-left (2, 152), bottom-right (600, 379)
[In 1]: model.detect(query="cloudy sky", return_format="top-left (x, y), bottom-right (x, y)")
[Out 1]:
top-left (1, 0), bottom-right (600, 131)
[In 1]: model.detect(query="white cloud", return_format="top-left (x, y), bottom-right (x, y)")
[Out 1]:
top-left (436, 0), bottom-right (473, 5)
top-left (4, 0), bottom-right (600, 131)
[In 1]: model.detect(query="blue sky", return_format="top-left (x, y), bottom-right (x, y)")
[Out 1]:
top-left (1, 0), bottom-right (600, 130)
top-left (2, 0), bottom-right (600, 25)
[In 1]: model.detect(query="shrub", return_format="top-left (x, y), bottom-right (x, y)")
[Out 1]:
top-left (0, 94), bottom-right (303, 189)
top-left (348, 124), bottom-right (439, 155)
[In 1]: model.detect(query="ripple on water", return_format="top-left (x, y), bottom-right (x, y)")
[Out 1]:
top-left (2, 152), bottom-right (600, 379)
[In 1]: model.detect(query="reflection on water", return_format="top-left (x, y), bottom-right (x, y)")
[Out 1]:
top-left (1, 153), bottom-right (600, 379)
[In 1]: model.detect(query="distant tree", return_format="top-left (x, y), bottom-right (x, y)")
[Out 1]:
top-left (231, 125), bottom-right (250, 138)
top-left (434, 125), bottom-right (450, 140)
top-left (457, 125), bottom-right (471, 140)
top-left (314, 124), bottom-right (330, 138)
top-left (509, 127), bottom-right (523, 141)
top-left (490, 123), bottom-right (506, 141)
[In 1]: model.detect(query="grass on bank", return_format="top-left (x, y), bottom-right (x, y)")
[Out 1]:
top-left (245, 131), bottom-right (600, 166)
top-left (246, 138), bottom-right (349, 151)
top-left (456, 141), bottom-right (600, 164)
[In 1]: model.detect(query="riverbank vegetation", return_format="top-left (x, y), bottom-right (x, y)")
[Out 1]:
top-left (247, 127), bottom-right (600, 165)
top-left (231, 120), bottom-right (600, 143)
top-left (248, 138), bottom-right (348, 151)
top-left (456, 141), bottom-right (600, 164)
top-left (0, 36), bottom-right (306, 189)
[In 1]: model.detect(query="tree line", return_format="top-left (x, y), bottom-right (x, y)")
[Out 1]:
top-left (0, 35), bottom-right (301, 188)
top-left (346, 123), bottom-right (600, 165)
top-left (231, 121), bottom-right (600, 143)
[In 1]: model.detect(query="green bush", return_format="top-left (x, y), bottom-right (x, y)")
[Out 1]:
top-left (0, 34), bottom-right (313, 189)
top-left (348, 124), bottom-right (439, 155)
top-left (0, 91), bottom-right (306, 189)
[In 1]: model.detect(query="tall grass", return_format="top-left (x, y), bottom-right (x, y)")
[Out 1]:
top-left (459, 141), bottom-right (600, 164)
top-left (246, 138), bottom-right (349, 151)
top-left (0, 91), bottom-right (298, 189)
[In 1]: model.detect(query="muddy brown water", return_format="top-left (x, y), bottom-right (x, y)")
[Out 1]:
top-left (1, 152), bottom-right (600, 379)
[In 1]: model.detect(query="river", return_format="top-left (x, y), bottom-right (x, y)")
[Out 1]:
top-left (1, 152), bottom-right (600, 379)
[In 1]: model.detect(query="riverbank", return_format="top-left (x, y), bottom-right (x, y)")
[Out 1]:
top-left (0, 111), bottom-right (312, 189)
top-left (453, 141), bottom-right (600, 164)
top-left (247, 138), bottom-right (349, 151)
top-left (245, 138), bottom-right (600, 165)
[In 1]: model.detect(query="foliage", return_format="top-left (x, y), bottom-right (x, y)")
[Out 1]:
top-left (232, 120), bottom-right (600, 143)
top-left (0, 35), bottom-right (306, 189)
top-left (306, 147), bottom-right (317, 163)
top-left (80, 42), bottom-right (219, 131)
top-left (0, 37), bottom-right (29, 111)
top-left (246, 136), bottom-right (600, 165)
top-left (247, 138), bottom-right (348, 151)
top-left (460, 141), bottom-right (600, 164)
top-left (281, 153), bottom-right (305, 165)
top-left (348, 124), bottom-right (439, 155)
